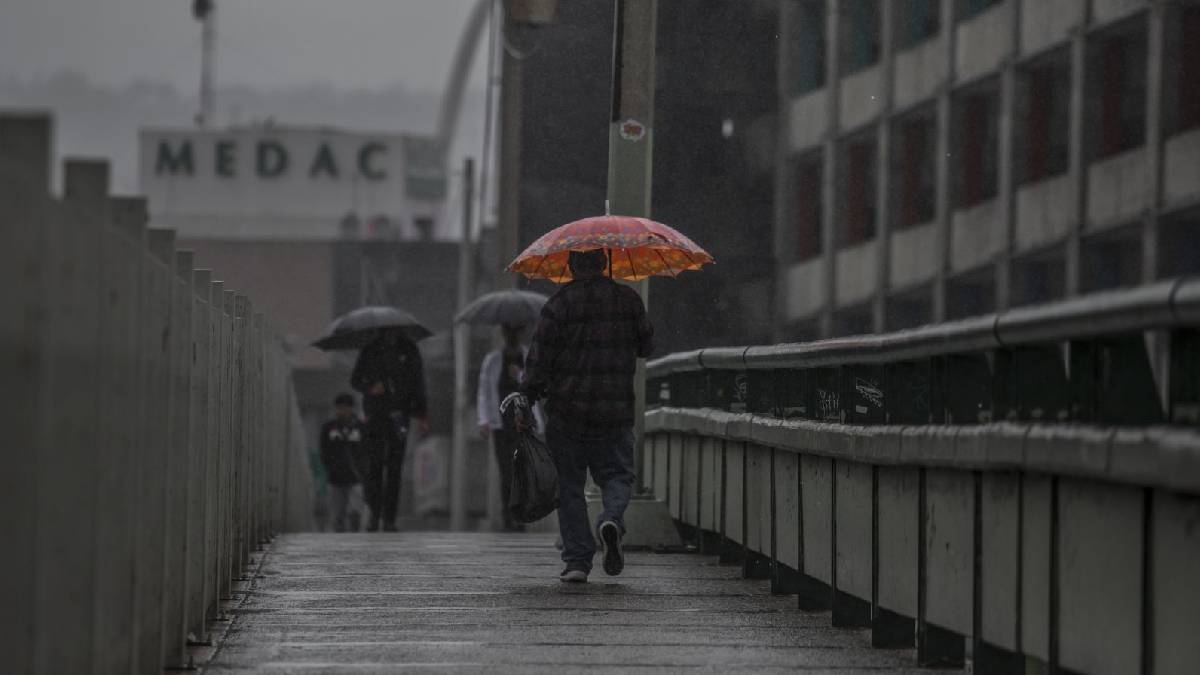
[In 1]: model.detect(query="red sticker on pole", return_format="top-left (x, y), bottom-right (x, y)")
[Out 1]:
top-left (619, 119), bottom-right (646, 142)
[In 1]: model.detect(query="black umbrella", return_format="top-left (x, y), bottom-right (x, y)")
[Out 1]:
top-left (454, 289), bottom-right (549, 326)
top-left (312, 306), bottom-right (432, 351)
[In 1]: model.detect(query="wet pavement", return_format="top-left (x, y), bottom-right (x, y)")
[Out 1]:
top-left (202, 532), bottom-right (960, 673)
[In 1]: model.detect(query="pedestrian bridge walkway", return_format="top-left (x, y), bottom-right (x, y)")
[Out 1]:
top-left (201, 532), bottom-right (951, 674)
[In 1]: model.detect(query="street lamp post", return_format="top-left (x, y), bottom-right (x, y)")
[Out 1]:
top-left (606, 0), bottom-right (656, 488)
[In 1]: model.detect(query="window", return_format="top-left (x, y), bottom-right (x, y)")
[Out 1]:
top-left (895, 0), bottom-right (940, 50)
top-left (792, 151), bottom-right (824, 262)
top-left (1164, 5), bottom-right (1200, 135)
top-left (1081, 224), bottom-right (1142, 293)
top-left (891, 104), bottom-right (937, 228)
top-left (839, 0), bottom-right (881, 75)
top-left (1086, 16), bottom-right (1148, 160)
top-left (833, 303), bottom-right (875, 337)
top-left (952, 78), bottom-right (1000, 208)
top-left (1015, 48), bottom-right (1071, 185)
top-left (956, 0), bottom-right (1001, 23)
top-left (886, 284), bottom-right (934, 330)
top-left (1158, 209), bottom-right (1200, 279)
top-left (837, 130), bottom-right (878, 246)
top-left (946, 268), bottom-right (996, 320)
top-left (789, 0), bottom-right (827, 96)
top-left (1011, 244), bottom-right (1066, 307)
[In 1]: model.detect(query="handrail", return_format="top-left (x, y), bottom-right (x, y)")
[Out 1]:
top-left (647, 277), bottom-right (1200, 378)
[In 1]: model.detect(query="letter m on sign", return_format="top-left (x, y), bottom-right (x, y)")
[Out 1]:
top-left (156, 140), bottom-right (194, 176)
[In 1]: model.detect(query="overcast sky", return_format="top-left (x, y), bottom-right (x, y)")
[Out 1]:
top-left (0, 0), bottom-right (483, 93)
top-left (0, 0), bottom-right (494, 194)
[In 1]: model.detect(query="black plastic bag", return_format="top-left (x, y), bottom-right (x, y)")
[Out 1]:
top-left (508, 431), bottom-right (558, 523)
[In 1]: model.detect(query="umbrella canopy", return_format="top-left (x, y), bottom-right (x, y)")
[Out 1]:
top-left (455, 289), bottom-right (548, 326)
top-left (312, 305), bottom-right (432, 351)
top-left (507, 215), bottom-right (713, 283)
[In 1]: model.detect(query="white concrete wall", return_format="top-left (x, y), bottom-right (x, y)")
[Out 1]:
top-left (790, 89), bottom-right (830, 152)
top-left (924, 469), bottom-right (975, 635)
top-left (980, 473), bottom-right (1021, 652)
top-left (1016, 173), bottom-right (1076, 252)
top-left (893, 37), bottom-right (948, 111)
top-left (785, 257), bottom-right (828, 321)
top-left (840, 66), bottom-right (885, 131)
top-left (1087, 146), bottom-right (1151, 230)
top-left (1152, 490), bottom-right (1200, 674)
top-left (955, 1), bottom-right (1014, 83)
top-left (1020, 0), bottom-right (1085, 55)
top-left (1092, 0), bottom-right (1147, 24)
top-left (834, 460), bottom-right (873, 602)
top-left (876, 466), bottom-right (919, 618)
top-left (890, 222), bottom-right (939, 289)
top-left (1163, 127), bottom-right (1200, 208)
top-left (775, 451), bottom-right (801, 570)
top-left (951, 198), bottom-right (1005, 272)
top-left (801, 454), bottom-right (833, 584)
top-left (1057, 479), bottom-right (1144, 675)
top-left (836, 239), bottom-right (879, 306)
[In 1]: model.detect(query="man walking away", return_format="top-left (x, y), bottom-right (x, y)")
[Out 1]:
top-left (319, 393), bottom-right (367, 532)
top-left (477, 323), bottom-right (540, 531)
top-left (515, 249), bottom-right (654, 583)
top-left (351, 329), bottom-right (431, 532)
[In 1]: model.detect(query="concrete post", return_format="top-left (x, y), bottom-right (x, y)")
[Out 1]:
top-left (93, 194), bottom-right (145, 674)
top-left (33, 159), bottom-right (108, 675)
top-left (996, 1), bottom-right (1021, 309)
top-left (206, 280), bottom-right (226, 618)
top-left (932, 0), bottom-right (957, 323)
top-left (820, 0), bottom-right (842, 336)
top-left (136, 228), bottom-right (174, 674)
top-left (162, 249), bottom-right (194, 668)
top-left (1142, 3), bottom-right (1165, 283)
top-left (874, 0), bottom-right (896, 332)
top-left (0, 112), bottom-right (53, 675)
top-left (188, 269), bottom-right (213, 641)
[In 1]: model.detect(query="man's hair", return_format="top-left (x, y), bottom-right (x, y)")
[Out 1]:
top-left (568, 249), bottom-right (608, 277)
top-left (334, 392), bottom-right (355, 407)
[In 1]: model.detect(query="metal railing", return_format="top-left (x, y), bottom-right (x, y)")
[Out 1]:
top-left (648, 277), bottom-right (1200, 427)
top-left (0, 113), bottom-right (314, 674)
top-left (641, 280), bottom-right (1200, 673)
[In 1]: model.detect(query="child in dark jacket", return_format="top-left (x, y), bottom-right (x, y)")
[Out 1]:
top-left (319, 393), bottom-right (367, 532)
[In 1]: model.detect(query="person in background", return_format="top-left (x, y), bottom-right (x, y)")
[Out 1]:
top-left (513, 249), bottom-right (654, 583)
top-left (476, 323), bottom-right (544, 531)
top-left (319, 393), bottom-right (367, 533)
top-left (351, 329), bottom-right (430, 532)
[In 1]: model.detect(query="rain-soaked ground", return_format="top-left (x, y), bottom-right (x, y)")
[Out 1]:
top-left (200, 532), bottom-right (961, 674)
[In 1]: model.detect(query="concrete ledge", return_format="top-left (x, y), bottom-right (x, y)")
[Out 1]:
top-left (647, 407), bottom-right (1200, 495)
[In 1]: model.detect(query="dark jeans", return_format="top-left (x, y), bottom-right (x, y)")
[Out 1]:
top-left (548, 422), bottom-right (635, 572)
top-left (493, 428), bottom-right (523, 530)
top-left (364, 417), bottom-right (407, 529)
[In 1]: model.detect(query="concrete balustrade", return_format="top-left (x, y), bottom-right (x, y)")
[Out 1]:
top-left (646, 408), bottom-right (1200, 673)
top-left (0, 112), bottom-right (313, 674)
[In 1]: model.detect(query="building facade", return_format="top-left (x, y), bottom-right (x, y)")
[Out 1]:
top-left (775, 0), bottom-right (1200, 340)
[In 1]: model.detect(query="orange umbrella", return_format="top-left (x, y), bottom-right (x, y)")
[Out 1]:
top-left (507, 215), bottom-right (714, 283)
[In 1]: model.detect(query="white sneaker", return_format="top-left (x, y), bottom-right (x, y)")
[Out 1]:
top-left (559, 567), bottom-right (588, 583)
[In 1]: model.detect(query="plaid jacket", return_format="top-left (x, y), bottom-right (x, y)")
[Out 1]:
top-left (521, 276), bottom-right (654, 430)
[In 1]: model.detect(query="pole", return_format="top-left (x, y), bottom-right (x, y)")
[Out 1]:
top-left (195, 1), bottom-right (216, 127)
top-left (496, 3), bottom-right (522, 289)
top-left (451, 158), bottom-right (476, 530)
top-left (606, 0), bottom-right (656, 488)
